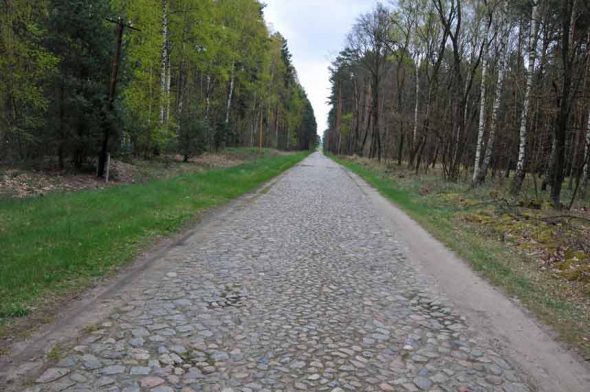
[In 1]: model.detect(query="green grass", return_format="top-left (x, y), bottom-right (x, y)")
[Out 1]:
top-left (0, 150), bottom-right (308, 323)
top-left (331, 155), bottom-right (590, 358)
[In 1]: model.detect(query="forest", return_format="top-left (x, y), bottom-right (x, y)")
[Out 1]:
top-left (324, 0), bottom-right (590, 208)
top-left (0, 0), bottom-right (317, 177)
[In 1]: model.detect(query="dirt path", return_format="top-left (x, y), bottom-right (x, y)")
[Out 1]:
top-left (1, 152), bottom-right (588, 391)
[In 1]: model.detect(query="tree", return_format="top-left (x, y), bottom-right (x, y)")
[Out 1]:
top-left (0, 0), bottom-right (57, 161)
top-left (326, 0), bottom-right (590, 209)
top-left (45, 0), bottom-right (114, 169)
top-left (548, 0), bottom-right (589, 207)
top-left (511, 1), bottom-right (539, 195)
top-left (347, 3), bottom-right (394, 161)
top-left (474, 1), bottom-right (510, 186)
top-left (1, 0), bottom-right (317, 170)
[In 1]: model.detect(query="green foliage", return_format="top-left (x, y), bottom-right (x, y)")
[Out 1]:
top-left (112, 0), bottom-right (166, 153)
top-left (0, 0), bottom-right (317, 166)
top-left (0, 0), bottom-right (58, 160)
top-left (177, 116), bottom-right (208, 161)
top-left (45, 0), bottom-right (115, 168)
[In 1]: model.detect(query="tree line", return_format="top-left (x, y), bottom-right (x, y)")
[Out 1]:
top-left (1, 0), bottom-right (317, 176)
top-left (323, 0), bottom-right (590, 208)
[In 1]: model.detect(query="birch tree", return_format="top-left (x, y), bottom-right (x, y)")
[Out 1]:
top-left (475, 5), bottom-right (509, 186)
top-left (472, 40), bottom-right (488, 184)
top-left (325, 0), bottom-right (590, 209)
top-left (511, 1), bottom-right (539, 195)
top-left (159, 0), bottom-right (171, 126)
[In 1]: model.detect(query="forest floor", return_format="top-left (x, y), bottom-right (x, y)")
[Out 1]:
top-left (332, 155), bottom-right (590, 360)
top-left (0, 148), bottom-right (307, 350)
top-left (0, 148), bottom-right (282, 199)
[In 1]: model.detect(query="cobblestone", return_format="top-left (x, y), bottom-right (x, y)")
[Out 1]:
top-left (28, 153), bottom-right (529, 391)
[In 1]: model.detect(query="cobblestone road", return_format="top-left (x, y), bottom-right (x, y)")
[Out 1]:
top-left (28, 153), bottom-right (531, 392)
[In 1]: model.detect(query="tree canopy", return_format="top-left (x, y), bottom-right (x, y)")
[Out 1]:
top-left (0, 0), bottom-right (318, 169)
top-left (324, 0), bottom-right (590, 208)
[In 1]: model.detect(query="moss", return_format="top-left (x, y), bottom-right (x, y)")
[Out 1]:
top-left (564, 250), bottom-right (588, 263)
top-left (461, 212), bottom-right (495, 225)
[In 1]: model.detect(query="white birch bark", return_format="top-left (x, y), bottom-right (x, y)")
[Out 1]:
top-left (472, 46), bottom-right (488, 183)
top-left (159, 0), bottom-right (170, 125)
top-left (224, 62), bottom-right (235, 126)
top-left (477, 24), bottom-right (509, 185)
top-left (413, 54), bottom-right (420, 146)
top-left (512, 2), bottom-right (539, 193)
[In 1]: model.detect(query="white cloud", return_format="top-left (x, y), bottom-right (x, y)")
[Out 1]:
top-left (263, 0), bottom-right (377, 132)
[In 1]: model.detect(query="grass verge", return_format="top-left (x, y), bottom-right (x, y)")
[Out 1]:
top-left (0, 149), bottom-right (308, 335)
top-left (330, 154), bottom-right (590, 359)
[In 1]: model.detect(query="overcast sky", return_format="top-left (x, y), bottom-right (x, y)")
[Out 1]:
top-left (263, 0), bottom-right (377, 134)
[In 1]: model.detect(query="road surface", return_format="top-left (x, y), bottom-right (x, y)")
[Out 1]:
top-left (4, 153), bottom-right (589, 391)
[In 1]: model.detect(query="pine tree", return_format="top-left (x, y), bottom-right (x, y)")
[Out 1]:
top-left (45, 0), bottom-right (115, 169)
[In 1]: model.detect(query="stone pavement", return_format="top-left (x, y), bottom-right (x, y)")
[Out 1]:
top-left (25, 153), bottom-right (530, 391)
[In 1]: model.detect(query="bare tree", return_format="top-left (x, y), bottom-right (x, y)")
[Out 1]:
top-left (473, 49), bottom-right (487, 184)
top-left (325, 0), bottom-right (590, 209)
top-left (347, 3), bottom-right (394, 161)
top-left (549, 0), bottom-right (589, 207)
top-left (475, 2), bottom-right (510, 185)
top-left (511, 1), bottom-right (539, 195)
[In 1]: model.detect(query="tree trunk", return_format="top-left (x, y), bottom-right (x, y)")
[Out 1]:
top-left (159, 0), bottom-right (170, 126)
top-left (413, 55), bottom-right (420, 147)
top-left (360, 83), bottom-right (372, 155)
top-left (335, 85), bottom-right (343, 154)
top-left (511, 2), bottom-right (539, 195)
top-left (476, 15), bottom-right (509, 185)
top-left (583, 110), bottom-right (590, 188)
top-left (224, 62), bottom-right (235, 126)
top-left (410, 55), bottom-right (430, 169)
top-left (550, 0), bottom-right (576, 208)
top-left (371, 71), bottom-right (381, 161)
top-left (274, 106), bottom-right (279, 149)
top-left (397, 132), bottom-right (404, 166)
top-left (58, 80), bottom-right (65, 170)
top-left (472, 46), bottom-right (488, 184)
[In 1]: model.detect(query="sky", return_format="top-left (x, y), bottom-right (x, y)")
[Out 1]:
top-left (263, 0), bottom-right (378, 134)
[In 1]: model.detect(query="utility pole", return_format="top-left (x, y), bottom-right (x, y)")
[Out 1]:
top-left (98, 18), bottom-right (140, 179)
